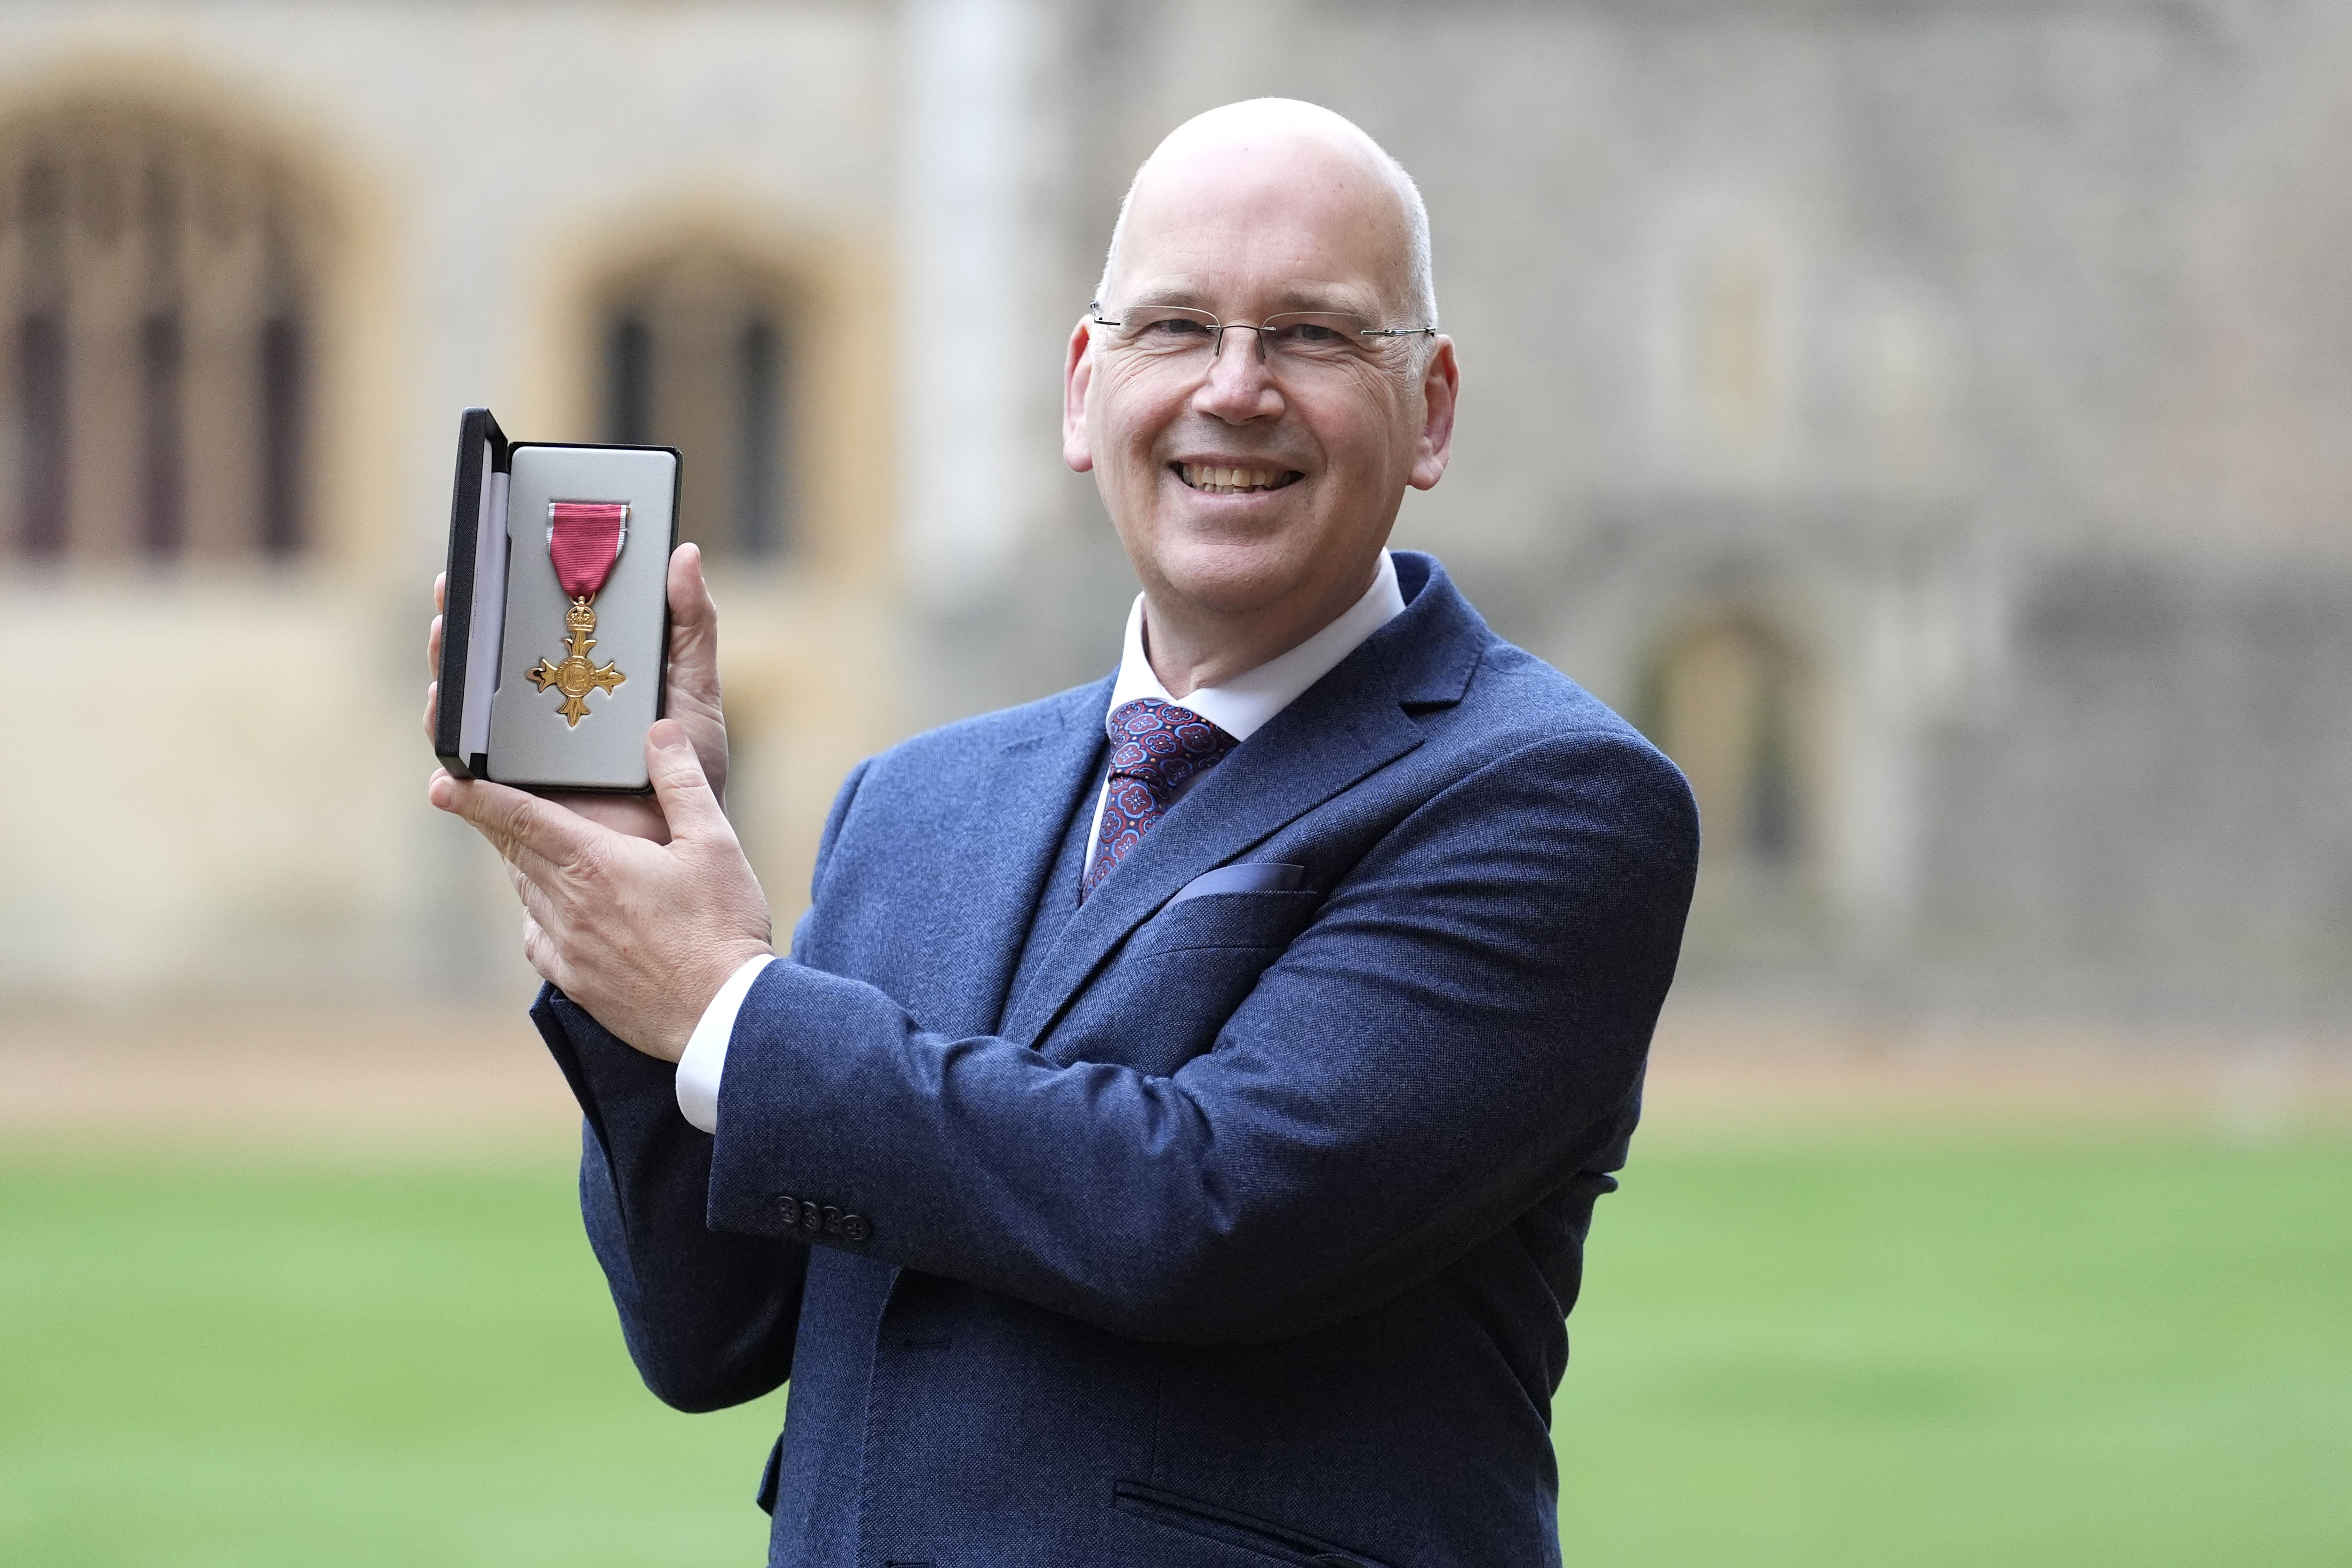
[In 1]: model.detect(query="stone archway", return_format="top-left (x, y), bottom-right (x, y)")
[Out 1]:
top-left (1638, 610), bottom-right (1815, 873)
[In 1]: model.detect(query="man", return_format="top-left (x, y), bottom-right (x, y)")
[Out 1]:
top-left (428, 99), bottom-right (1697, 1567)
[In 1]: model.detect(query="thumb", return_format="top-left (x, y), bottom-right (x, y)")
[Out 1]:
top-left (647, 719), bottom-right (730, 842)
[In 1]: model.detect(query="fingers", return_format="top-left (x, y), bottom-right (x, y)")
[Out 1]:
top-left (521, 913), bottom-right (564, 988)
top-left (667, 543), bottom-right (715, 634)
top-left (646, 719), bottom-right (731, 843)
top-left (504, 830), bottom-right (584, 995)
top-left (506, 857), bottom-right (563, 940)
top-left (429, 767), bottom-right (596, 888)
top-left (665, 544), bottom-right (724, 705)
top-left (427, 576), bottom-right (447, 741)
top-left (660, 543), bottom-right (731, 805)
top-left (560, 792), bottom-right (674, 845)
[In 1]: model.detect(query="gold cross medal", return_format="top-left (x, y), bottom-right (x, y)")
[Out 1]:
top-left (529, 501), bottom-right (630, 726)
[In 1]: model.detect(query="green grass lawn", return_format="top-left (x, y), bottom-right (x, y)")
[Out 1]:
top-left (1, 1132), bottom-right (2346, 1566)
top-left (1553, 1135), bottom-right (2352, 1566)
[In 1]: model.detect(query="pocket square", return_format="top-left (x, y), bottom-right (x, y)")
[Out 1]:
top-left (1166, 862), bottom-right (1307, 907)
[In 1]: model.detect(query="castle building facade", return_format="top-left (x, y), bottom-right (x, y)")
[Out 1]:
top-left (5, 0), bottom-right (2347, 1029)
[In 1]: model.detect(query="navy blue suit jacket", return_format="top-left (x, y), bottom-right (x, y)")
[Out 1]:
top-left (534, 553), bottom-right (1698, 1567)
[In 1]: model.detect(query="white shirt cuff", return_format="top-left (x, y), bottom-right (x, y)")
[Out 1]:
top-left (675, 953), bottom-right (777, 1133)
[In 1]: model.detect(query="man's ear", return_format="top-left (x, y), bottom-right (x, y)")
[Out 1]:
top-left (1408, 335), bottom-right (1459, 491)
top-left (1063, 318), bottom-right (1096, 473)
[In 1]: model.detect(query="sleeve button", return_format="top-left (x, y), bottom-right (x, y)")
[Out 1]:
top-left (841, 1214), bottom-right (871, 1242)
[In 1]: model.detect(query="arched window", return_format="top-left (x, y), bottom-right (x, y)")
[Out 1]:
top-left (1638, 614), bottom-right (1811, 870)
top-left (1649, 211), bottom-right (1794, 466)
top-left (596, 252), bottom-right (796, 561)
top-left (0, 106), bottom-right (317, 563)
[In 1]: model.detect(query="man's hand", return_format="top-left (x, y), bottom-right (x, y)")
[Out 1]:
top-left (425, 542), bottom-right (731, 842)
top-left (428, 719), bottom-right (774, 1062)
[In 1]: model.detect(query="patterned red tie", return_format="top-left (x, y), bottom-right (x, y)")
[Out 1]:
top-left (1083, 698), bottom-right (1241, 899)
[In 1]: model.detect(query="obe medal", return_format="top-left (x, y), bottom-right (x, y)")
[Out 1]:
top-left (529, 500), bottom-right (630, 726)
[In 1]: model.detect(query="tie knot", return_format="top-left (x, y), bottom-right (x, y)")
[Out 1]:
top-left (1106, 698), bottom-right (1238, 795)
top-left (1084, 698), bottom-right (1241, 899)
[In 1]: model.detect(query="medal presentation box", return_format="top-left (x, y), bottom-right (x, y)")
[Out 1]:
top-left (433, 408), bottom-right (680, 793)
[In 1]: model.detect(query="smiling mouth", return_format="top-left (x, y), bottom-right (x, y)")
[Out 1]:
top-left (1172, 462), bottom-right (1303, 496)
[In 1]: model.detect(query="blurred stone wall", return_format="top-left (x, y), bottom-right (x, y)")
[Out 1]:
top-left (981, 0), bottom-right (2352, 1026)
top-left (3, 0), bottom-right (2348, 1028)
top-left (0, 1), bottom-right (906, 1005)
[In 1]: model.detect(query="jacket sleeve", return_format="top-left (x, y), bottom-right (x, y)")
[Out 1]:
top-left (530, 755), bottom-right (875, 1408)
top-left (701, 728), bottom-right (1699, 1345)
top-left (534, 994), bottom-right (807, 1411)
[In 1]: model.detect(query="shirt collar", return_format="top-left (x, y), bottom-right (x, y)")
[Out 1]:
top-left (1106, 549), bottom-right (1405, 743)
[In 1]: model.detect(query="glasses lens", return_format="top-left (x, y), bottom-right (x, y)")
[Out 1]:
top-left (1109, 306), bottom-right (1219, 352)
top-left (1261, 312), bottom-right (1376, 361)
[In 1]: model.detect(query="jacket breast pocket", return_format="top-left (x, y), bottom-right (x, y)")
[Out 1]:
top-left (1056, 890), bottom-right (1321, 1075)
top-left (1127, 887), bottom-right (1321, 958)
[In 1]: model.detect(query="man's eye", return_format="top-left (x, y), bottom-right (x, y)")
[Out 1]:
top-left (1137, 317), bottom-right (1211, 340)
top-left (1269, 320), bottom-right (1351, 351)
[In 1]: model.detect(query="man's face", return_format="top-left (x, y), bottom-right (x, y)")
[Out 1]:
top-left (1063, 131), bottom-right (1456, 626)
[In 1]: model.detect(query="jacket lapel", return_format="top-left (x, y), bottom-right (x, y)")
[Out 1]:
top-left (998, 560), bottom-right (1487, 1047)
top-left (914, 677), bottom-right (1109, 1038)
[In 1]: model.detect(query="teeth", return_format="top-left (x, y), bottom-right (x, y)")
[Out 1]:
top-left (1182, 464), bottom-right (1285, 493)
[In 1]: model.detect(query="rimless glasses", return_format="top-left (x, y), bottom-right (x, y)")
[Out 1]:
top-left (1088, 302), bottom-right (1435, 374)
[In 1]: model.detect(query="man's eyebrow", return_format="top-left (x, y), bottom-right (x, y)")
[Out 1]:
top-left (1117, 284), bottom-right (1207, 309)
top-left (1276, 286), bottom-right (1386, 317)
top-left (1114, 280), bottom-right (1387, 315)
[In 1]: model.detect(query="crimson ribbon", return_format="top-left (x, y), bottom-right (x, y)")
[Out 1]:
top-left (548, 502), bottom-right (628, 600)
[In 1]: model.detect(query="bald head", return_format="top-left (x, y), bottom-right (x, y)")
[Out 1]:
top-left (1094, 99), bottom-right (1438, 331)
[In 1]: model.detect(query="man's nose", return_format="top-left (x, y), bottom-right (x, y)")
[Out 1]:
top-left (1195, 325), bottom-right (1284, 420)
top-left (1209, 321), bottom-right (1267, 363)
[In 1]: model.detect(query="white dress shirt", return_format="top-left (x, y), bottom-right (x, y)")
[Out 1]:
top-left (673, 549), bottom-right (1406, 1134)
